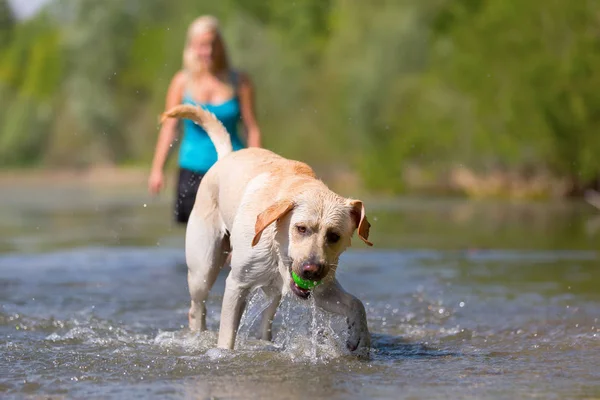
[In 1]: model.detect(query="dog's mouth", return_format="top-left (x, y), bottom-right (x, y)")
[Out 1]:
top-left (289, 270), bottom-right (322, 299)
top-left (290, 278), bottom-right (311, 299)
top-left (286, 264), bottom-right (310, 299)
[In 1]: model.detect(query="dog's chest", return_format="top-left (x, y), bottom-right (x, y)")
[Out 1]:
top-left (236, 256), bottom-right (284, 289)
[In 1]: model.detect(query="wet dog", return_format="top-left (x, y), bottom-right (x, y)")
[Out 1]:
top-left (162, 105), bottom-right (372, 352)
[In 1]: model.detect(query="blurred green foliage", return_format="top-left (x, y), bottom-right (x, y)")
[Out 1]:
top-left (0, 0), bottom-right (598, 193)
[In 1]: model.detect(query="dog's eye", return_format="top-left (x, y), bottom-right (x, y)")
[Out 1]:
top-left (327, 231), bottom-right (340, 243)
top-left (296, 225), bottom-right (307, 234)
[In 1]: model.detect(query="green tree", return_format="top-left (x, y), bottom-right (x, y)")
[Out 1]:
top-left (0, 0), bottom-right (598, 196)
top-left (0, 0), bottom-right (14, 49)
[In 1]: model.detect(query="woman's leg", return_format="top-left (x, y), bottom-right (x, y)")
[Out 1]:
top-left (174, 168), bottom-right (204, 224)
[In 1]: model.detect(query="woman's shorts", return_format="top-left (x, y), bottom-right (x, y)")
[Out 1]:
top-left (174, 167), bottom-right (204, 224)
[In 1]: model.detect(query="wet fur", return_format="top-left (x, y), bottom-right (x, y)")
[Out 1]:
top-left (162, 105), bottom-right (372, 353)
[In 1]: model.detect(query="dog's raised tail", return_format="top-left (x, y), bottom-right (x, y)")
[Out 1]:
top-left (161, 104), bottom-right (233, 159)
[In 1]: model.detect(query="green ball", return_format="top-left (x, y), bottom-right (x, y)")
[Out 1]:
top-left (292, 271), bottom-right (321, 290)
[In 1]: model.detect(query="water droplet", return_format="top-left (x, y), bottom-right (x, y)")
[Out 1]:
top-left (143, 203), bottom-right (147, 208)
top-left (459, 302), bottom-right (465, 307)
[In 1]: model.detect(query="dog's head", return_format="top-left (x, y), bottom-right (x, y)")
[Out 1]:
top-left (251, 188), bottom-right (372, 299)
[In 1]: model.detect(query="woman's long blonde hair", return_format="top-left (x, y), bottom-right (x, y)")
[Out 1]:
top-left (182, 15), bottom-right (230, 76)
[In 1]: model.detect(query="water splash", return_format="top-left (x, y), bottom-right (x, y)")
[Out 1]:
top-left (153, 330), bottom-right (217, 353)
top-left (236, 288), bottom-right (273, 343)
top-left (309, 297), bottom-right (319, 362)
top-left (271, 294), bottom-right (350, 363)
top-left (225, 287), bottom-right (353, 362)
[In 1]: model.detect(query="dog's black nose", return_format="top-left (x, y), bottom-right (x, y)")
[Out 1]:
top-left (301, 262), bottom-right (324, 281)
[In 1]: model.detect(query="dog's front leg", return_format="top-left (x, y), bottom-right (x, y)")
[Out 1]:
top-left (217, 274), bottom-right (250, 349)
top-left (313, 279), bottom-right (370, 352)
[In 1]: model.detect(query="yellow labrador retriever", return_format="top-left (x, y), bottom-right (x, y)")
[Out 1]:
top-left (162, 105), bottom-right (372, 352)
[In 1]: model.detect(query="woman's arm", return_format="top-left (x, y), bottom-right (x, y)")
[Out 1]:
top-left (148, 71), bottom-right (186, 194)
top-left (237, 72), bottom-right (262, 148)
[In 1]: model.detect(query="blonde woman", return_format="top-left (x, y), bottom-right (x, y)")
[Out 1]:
top-left (148, 16), bottom-right (262, 224)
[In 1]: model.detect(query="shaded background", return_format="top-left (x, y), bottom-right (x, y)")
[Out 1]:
top-left (1, 0), bottom-right (599, 198)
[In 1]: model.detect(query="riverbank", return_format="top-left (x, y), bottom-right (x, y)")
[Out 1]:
top-left (0, 166), bottom-right (150, 188)
top-left (0, 165), bottom-right (595, 201)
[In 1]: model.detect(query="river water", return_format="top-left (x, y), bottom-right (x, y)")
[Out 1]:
top-left (1, 184), bottom-right (599, 399)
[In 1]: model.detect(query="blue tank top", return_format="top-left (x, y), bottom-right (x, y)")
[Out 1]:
top-left (178, 78), bottom-right (245, 174)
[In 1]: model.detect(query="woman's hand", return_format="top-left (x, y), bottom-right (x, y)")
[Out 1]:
top-left (148, 71), bottom-right (185, 195)
top-left (148, 168), bottom-right (165, 195)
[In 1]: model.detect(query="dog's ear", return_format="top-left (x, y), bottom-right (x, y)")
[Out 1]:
top-left (348, 199), bottom-right (373, 246)
top-left (252, 199), bottom-right (295, 247)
